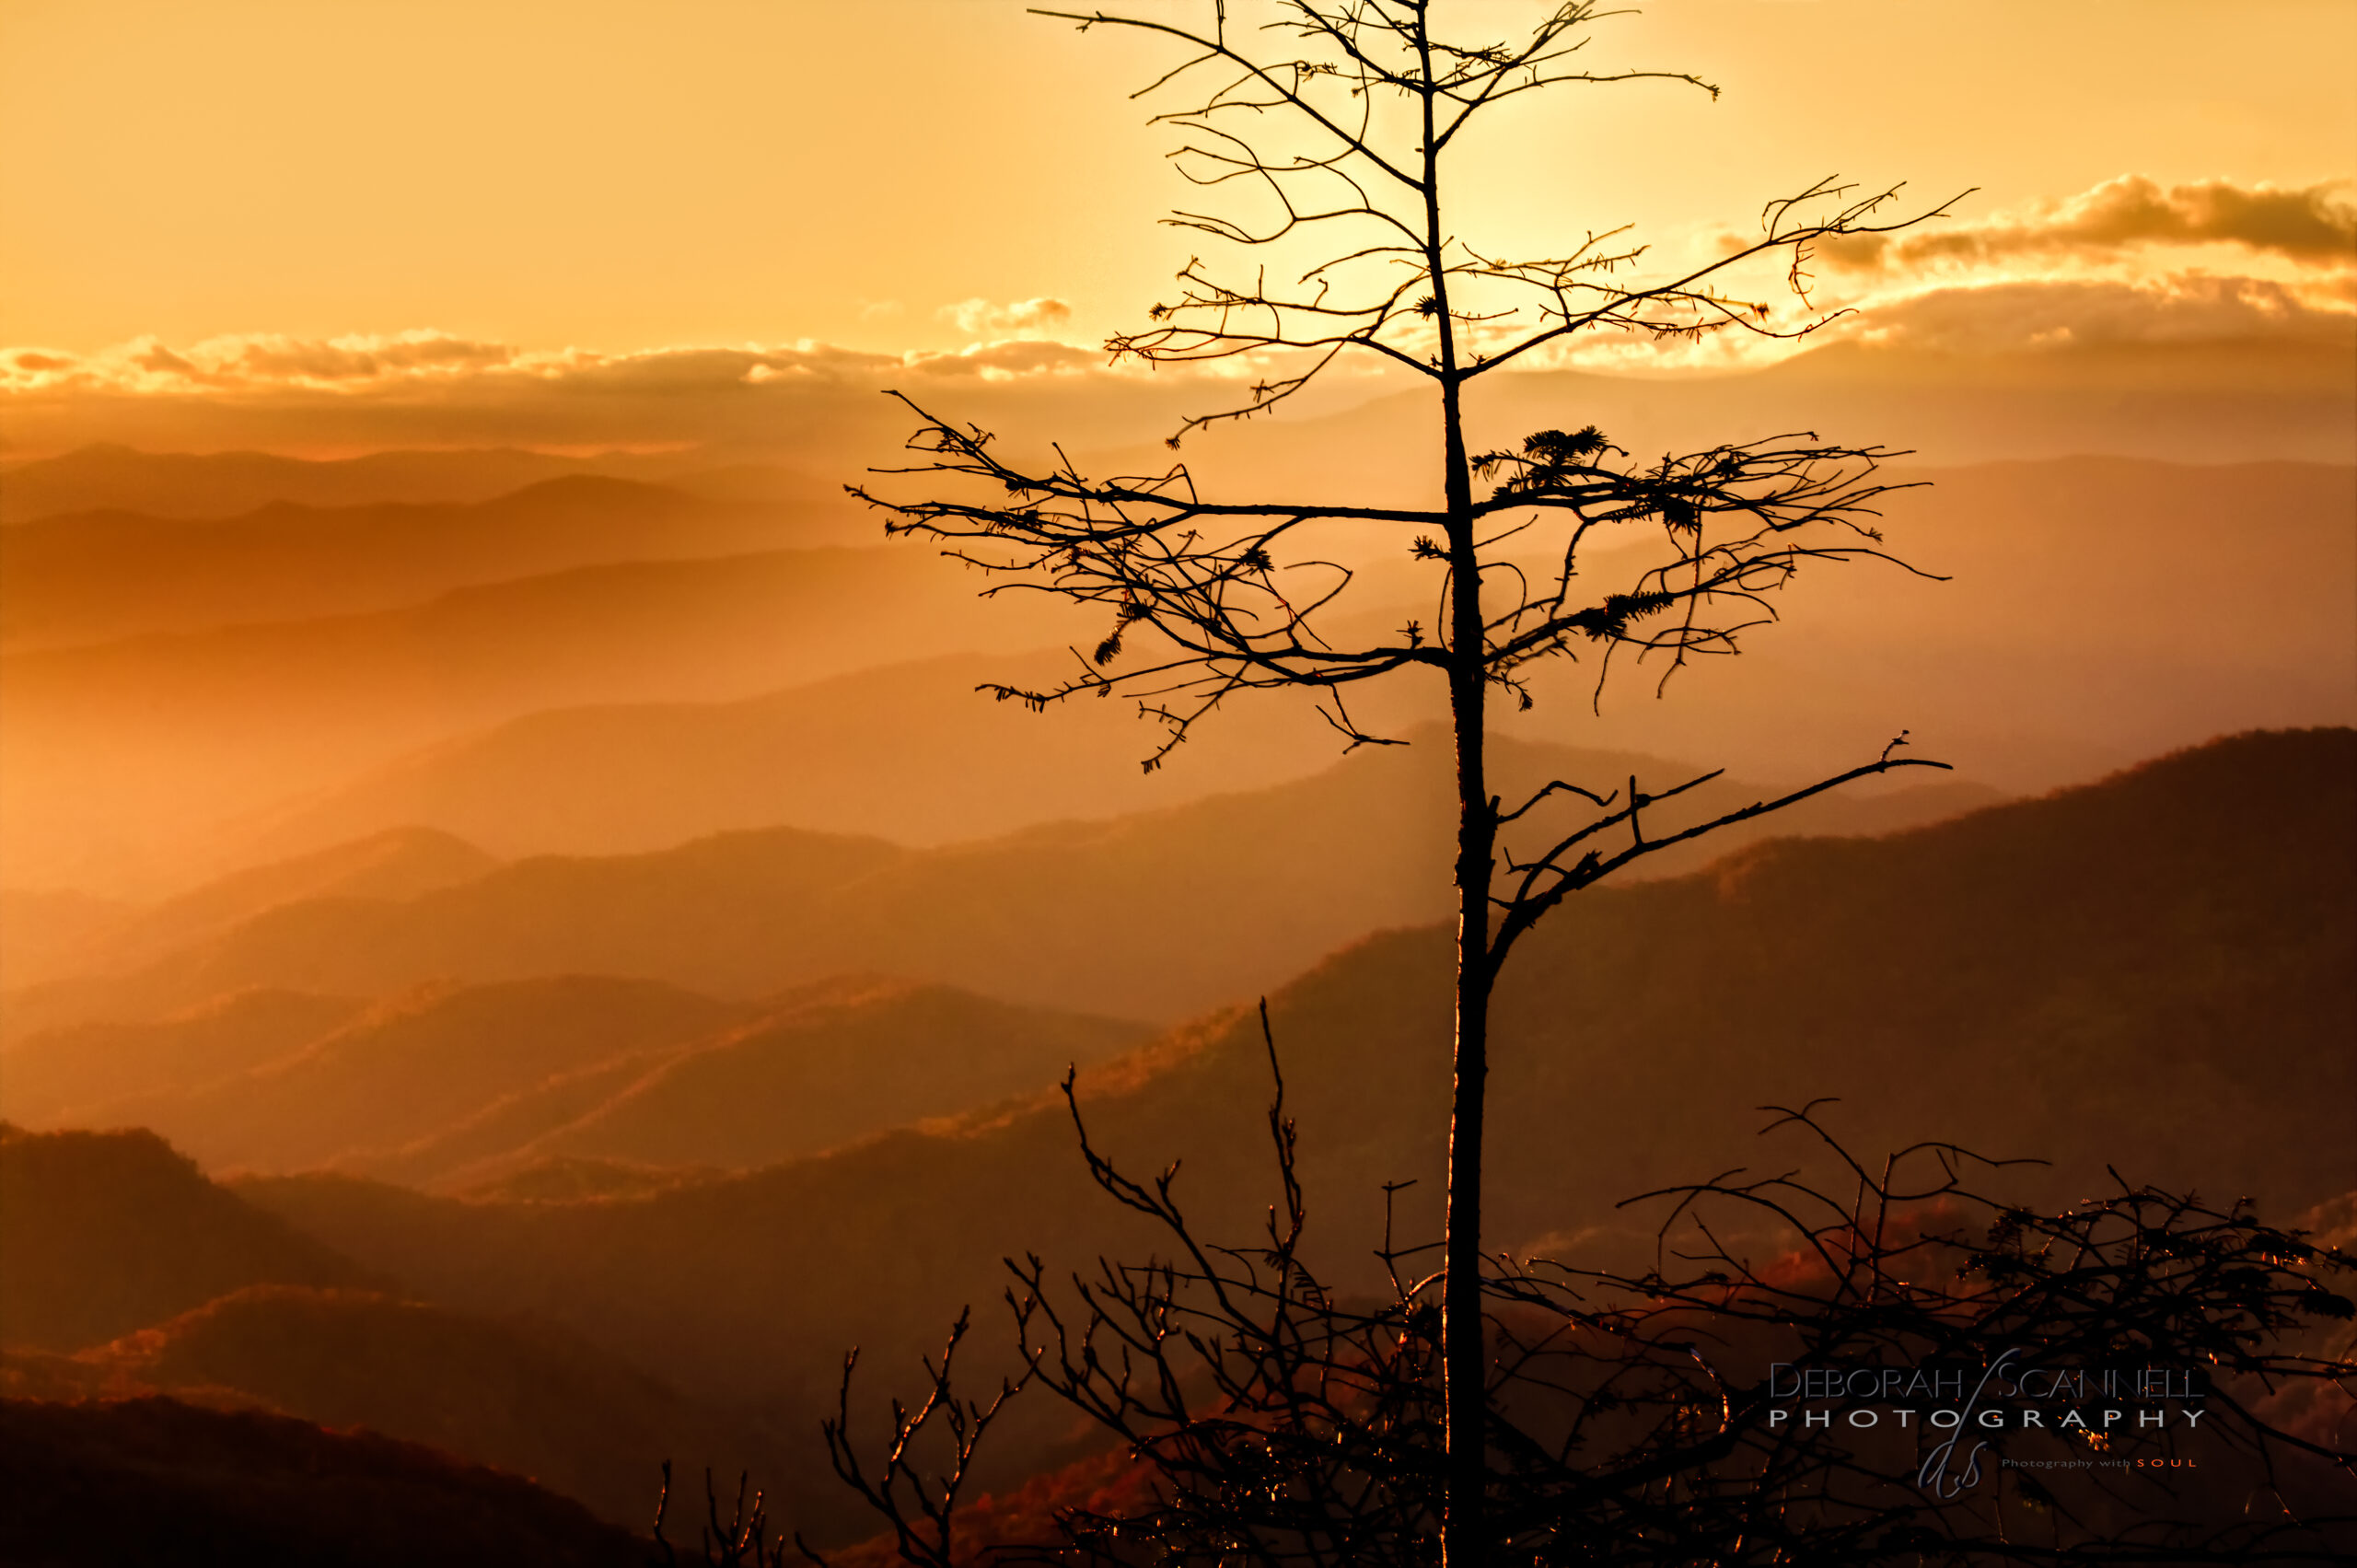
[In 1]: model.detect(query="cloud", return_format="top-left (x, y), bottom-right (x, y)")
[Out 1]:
top-left (0, 331), bottom-right (526, 396)
top-left (1838, 272), bottom-right (2356, 355)
top-left (4, 268), bottom-right (2345, 458)
top-left (905, 339), bottom-right (1101, 378)
top-left (0, 326), bottom-right (1202, 458)
top-left (939, 296), bottom-right (1075, 336)
top-left (1821, 176), bottom-right (2356, 273)
top-left (0, 333), bottom-right (969, 401)
top-left (527, 343), bottom-right (904, 394)
top-left (209, 333), bottom-right (513, 382)
top-left (0, 324), bottom-right (1123, 419)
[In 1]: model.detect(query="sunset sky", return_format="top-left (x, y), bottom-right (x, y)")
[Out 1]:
top-left (3, 0), bottom-right (2351, 453)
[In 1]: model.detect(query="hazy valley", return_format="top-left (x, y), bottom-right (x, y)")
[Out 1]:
top-left (3, 343), bottom-right (2352, 1551)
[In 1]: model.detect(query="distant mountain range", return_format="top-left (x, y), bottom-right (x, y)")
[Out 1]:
top-left (5, 973), bottom-right (1145, 1185)
top-left (0, 540), bottom-right (1091, 892)
top-left (0, 441), bottom-right (842, 523)
top-left (0, 730), bottom-right (1999, 1041)
top-left (0, 445), bottom-right (616, 523)
top-left (243, 446), bottom-right (2357, 872)
top-left (7, 729), bottom-right (2350, 1543)
top-left (9, 827), bottom-right (498, 988)
top-left (0, 991), bottom-right (374, 1132)
top-left (0, 475), bottom-right (860, 651)
top-left (209, 730), bottom-right (2352, 1419)
top-left (9, 456), bottom-right (2340, 901)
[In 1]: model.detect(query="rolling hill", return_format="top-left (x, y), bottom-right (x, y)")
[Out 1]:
top-left (13, 730), bottom-right (2344, 1541)
top-left (0, 1396), bottom-right (653, 1567)
top-left (1, 731), bottom-right (1999, 1039)
top-left (0, 1122), bottom-right (822, 1535)
top-left (61, 977), bottom-right (749, 1177)
top-left (402, 980), bottom-right (1148, 1188)
top-left (2, 973), bottom-right (1148, 1187)
top-left (223, 730), bottom-right (2354, 1421)
top-left (0, 990), bottom-right (373, 1130)
top-left (7, 828), bottom-right (500, 990)
top-left (15, 1285), bottom-right (779, 1531)
top-left (0, 1126), bottom-right (377, 1351)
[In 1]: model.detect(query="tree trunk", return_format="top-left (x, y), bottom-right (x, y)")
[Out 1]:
top-left (1437, 357), bottom-right (1492, 1568)
top-left (1443, 653), bottom-right (1494, 1564)
top-left (1421, 18), bottom-right (1492, 1557)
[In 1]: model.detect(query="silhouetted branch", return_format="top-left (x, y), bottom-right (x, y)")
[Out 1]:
top-left (795, 1313), bottom-right (1039, 1568)
top-left (1488, 737), bottom-right (1953, 968)
top-left (796, 1038), bottom-right (2352, 1564)
top-left (655, 1458), bottom-right (794, 1568)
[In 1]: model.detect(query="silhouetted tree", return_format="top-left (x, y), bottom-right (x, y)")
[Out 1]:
top-left (723, 1017), bottom-right (2356, 1566)
top-left (853, 6), bottom-right (1962, 1557)
top-left (990, 1074), bottom-right (2355, 1566)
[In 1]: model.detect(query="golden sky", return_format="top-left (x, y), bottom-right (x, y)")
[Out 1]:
top-left (2, 0), bottom-right (2351, 451)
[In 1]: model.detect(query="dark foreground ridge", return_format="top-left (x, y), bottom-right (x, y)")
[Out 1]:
top-left (0, 1396), bottom-right (652, 1568)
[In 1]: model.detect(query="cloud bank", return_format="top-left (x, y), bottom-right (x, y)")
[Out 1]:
top-left (1844, 271), bottom-right (2356, 354)
top-left (0, 330), bottom-right (1121, 401)
top-left (1819, 176), bottom-right (2356, 273)
top-left (0, 328), bottom-right (1226, 459)
top-left (4, 175), bottom-right (2349, 457)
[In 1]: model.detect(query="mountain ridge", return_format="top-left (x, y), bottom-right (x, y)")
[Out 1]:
top-left (219, 729), bottom-right (2354, 1414)
top-left (0, 731), bottom-right (2003, 1037)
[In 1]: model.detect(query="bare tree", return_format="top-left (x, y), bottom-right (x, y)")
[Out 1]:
top-left (755, 1028), bottom-right (2357, 1566)
top-left (974, 1064), bottom-right (2356, 1567)
top-left (853, 5), bottom-right (1962, 1559)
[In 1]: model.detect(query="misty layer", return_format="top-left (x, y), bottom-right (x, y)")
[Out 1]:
top-left (2, 449), bottom-right (2349, 901)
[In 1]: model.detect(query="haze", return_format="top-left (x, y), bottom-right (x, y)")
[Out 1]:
top-left (0, 2), bottom-right (2351, 1557)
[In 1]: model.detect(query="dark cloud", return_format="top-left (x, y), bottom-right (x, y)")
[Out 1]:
top-left (1825, 176), bottom-right (2357, 273)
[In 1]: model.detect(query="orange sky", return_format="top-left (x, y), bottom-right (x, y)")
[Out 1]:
top-left (1, 0), bottom-right (2351, 460)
